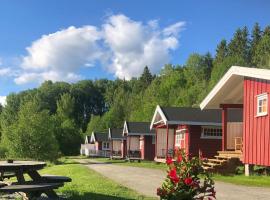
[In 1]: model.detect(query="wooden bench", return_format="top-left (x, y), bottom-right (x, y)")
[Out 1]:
top-left (41, 175), bottom-right (72, 183)
top-left (126, 157), bottom-right (141, 163)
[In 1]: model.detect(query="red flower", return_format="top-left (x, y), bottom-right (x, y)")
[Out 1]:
top-left (177, 154), bottom-right (182, 163)
top-left (184, 177), bottom-right (193, 186)
top-left (166, 156), bottom-right (173, 165)
top-left (168, 168), bottom-right (180, 184)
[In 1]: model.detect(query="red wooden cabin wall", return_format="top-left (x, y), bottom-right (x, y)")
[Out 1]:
top-left (244, 78), bottom-right (270, 166)
top-left (188, 126), bottom-right (222, 158)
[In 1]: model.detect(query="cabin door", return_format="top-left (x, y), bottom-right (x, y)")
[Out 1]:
top-left (175, 129), bottom-right (185, 150)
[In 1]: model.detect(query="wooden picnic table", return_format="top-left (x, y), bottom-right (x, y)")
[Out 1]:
top-left (0, 161), bottom-right (69, 199)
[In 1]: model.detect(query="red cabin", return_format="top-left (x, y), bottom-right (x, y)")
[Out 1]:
top-left (122, 121), bottom-right (156, 161)
top-left (150, 106), bottom-right (242, 162)
top-left (200, 66), bottom-right (270, 175)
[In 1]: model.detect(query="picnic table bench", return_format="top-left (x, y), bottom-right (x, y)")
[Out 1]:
top-left (0, 161), bottom-right (71, 200)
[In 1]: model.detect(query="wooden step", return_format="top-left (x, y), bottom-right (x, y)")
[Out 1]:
top-left (207, 159), bottom-right (226, 164)
top-left (202, 166), bottom-right (213, 170)
top-left (215, 155), bottom-right (230, 160)
top-left (203, 162), bottom-right (221, 167)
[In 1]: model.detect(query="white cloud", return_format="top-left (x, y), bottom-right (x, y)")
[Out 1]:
top-left (0, 68), bottom-right (12, 76)
top-left (0, 96), bottom-right (6, 106)
top-left (16, 14), bottom-right (186, 84)
top-left (102, 14), bottom-right (185, 79)
top-left (19, 26), bottom-right (102, 84)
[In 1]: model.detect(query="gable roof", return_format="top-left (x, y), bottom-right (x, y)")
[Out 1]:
top-left (85, 135), bottom-right (91, 144)
top-left (150, 105), bottom-right (242, 129)
top-left (200, 66), bottom-right (270, 109)
top-left (123, 121), bottom-right (155, 136)
top-left (90, 131), bottom-right (108, 143)
top-left (109, 128), bottom-right (124, 140)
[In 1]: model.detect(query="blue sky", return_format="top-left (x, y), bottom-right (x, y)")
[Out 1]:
top-left (0, 0), bottom-right (269, 103)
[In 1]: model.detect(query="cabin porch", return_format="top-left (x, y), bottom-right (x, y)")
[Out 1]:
top-left (154, 126), bottom-right (175, 162)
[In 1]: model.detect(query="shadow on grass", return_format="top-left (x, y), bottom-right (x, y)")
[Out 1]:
top-left (65, 191), bottom-right (137, 200)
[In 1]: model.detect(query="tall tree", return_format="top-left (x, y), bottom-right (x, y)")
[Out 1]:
top-left (227, 27), bottom-right (250, 64)
top-left (2, 100), bottom-right (59, 161)
top-left (214, 39), bottom-right (227, 64)
top-left (55, 93), bottom-right (82, 155)
top-left (139, 66), bottom-right (153, 88)
top-left (250, 23), bottom-right (262, 65)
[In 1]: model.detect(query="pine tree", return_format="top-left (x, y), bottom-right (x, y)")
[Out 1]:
top-left (139, 66), bottom-right (153, 88)
top-left (227, 27), bottom-right (250, 64)
top-left (215, 39), bottom-right (227, 64)
top-left (250, 23), bottom-right (262, 65)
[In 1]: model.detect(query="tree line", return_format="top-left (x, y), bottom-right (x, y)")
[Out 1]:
top-left (0, 23), bottom-right (269, 161)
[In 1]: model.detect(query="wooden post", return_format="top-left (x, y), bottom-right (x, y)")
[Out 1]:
top-left (221, 106), bottom-right (228, 151)
top-left (245, 164), bottom-right (250, 176)
top-left (166, 124), bottom-right (169, 158)
top-left (155, 128), bottom-right (157, 159)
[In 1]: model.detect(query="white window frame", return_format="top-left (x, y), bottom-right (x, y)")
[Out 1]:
top-left (257, 93), bottom-right (268, 117)
top-left (201, 126), bottom-right (222, 139)
top-left (175, 129), bottom-right (185, 147)
top-left (102, 142), bottom-right (110, 150)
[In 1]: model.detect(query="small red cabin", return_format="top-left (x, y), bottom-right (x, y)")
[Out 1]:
top-left (150, 106), bottom-right (242, 162)
top-left (200, 66), bottom-right (270, 174)
top-left (123, 121), bottom-right (156, 160)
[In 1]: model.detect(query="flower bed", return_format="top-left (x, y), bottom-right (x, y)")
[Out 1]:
top-left (157, 149), bottom-right (216, 200)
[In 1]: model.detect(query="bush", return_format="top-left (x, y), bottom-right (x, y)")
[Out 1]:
top-left (157, 149), bottom-right (216, 200)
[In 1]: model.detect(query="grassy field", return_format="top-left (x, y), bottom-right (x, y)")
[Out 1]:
top-left (88, 157), bottom-right (167, 170)
top-left (39, 158), bottom-right (156, 200)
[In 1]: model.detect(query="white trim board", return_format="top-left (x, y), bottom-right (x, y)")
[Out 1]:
top-left (200, 66), bottom-right (270, 109)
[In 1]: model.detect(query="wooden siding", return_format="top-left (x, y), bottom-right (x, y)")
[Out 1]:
top-left (188, 125), bottom-right (222, 158)
top-left (244, 78), bottom-right (270, 166)
top-left (227, 122), bottom-right (243, 149)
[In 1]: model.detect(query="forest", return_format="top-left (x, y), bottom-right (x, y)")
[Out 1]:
top-left (0, 23), bottom-right (270, 161)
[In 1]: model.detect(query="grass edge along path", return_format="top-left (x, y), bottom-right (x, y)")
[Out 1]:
top-left (213, 174), bottom-right (270, 188)
top-left (40, 159), bottom-right (156, 200)
top-left (83, 157), bottom-right (167, 170)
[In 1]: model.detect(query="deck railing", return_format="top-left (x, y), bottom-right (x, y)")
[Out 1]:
top-left (234, 137), bottom-right (243, 152)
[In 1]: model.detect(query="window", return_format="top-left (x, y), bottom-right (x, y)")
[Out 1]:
top-left (201, 126), bottom-right (222, 139)
top-left (257, 93), bottom-right (268, 116)
top-left (175, 129), bottom-right (185, 147)
top-left (103, 142), bottom-right (110, 149)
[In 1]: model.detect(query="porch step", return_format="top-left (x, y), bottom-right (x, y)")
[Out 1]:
top-left (207, 159), bottom-right (226, 164)
top-left (203, 151), bottom-right (242, 174)
top-left (203, 162), bottom-right (221, 167)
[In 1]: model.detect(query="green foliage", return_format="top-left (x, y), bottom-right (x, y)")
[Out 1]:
top-left (2, 100), bottom-right (59, 161)
top-left (55, 93), bottom-right (82, 156)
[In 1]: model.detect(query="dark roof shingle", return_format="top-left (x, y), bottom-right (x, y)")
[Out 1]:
top-left (160, 107), bottom-right (242, 124)
top-left (109, 128), bottom-right (123, 139)
top-left (93, 132), bottom-right (108, 142)
top-left (126, 122), bottom-right (154, 134)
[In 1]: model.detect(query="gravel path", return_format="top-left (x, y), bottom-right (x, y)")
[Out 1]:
top-left (77, 159), bottom-right (270, 200)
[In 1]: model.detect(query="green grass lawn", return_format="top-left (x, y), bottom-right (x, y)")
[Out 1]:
top-left (39, 158), bottom-right (156, 200)
top-left (213, 174), bottom-right (270, 187)
top-left (88, 157), bottom-right (167, 170)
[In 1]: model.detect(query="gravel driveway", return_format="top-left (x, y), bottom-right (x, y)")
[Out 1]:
top-left (77, 159), bottom-right (270, 200)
